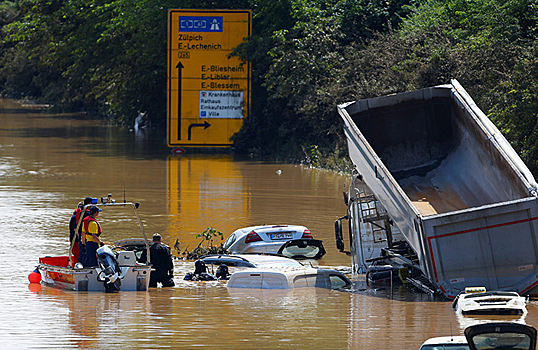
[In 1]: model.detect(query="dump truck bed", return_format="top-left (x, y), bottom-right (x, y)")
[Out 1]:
top-left (338, 80), bottom-right (538, 297)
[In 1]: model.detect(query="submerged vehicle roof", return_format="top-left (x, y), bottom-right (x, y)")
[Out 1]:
top-left (232, 225), bottom-right (309, 233)
top-left (419, 336), bottom-right (468, 349)
top-left (227, 267), bottom-right (351, 290)
top-left (199, 254), bottom-right (305, 268)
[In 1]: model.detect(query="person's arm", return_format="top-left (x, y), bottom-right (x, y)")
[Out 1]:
top-left (69, 214), bottom-right (76, 241)
top-left (92, 233), bottom-right (101, 245)
top-left (167, 247), bottom-right (174, 275)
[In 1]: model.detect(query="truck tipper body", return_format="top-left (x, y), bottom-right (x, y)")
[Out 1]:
top-left (337, 80), bottom-right (538, 298)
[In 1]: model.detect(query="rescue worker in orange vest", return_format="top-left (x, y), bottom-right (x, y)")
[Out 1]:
top-left (81, 206), bottom-right (103, 267)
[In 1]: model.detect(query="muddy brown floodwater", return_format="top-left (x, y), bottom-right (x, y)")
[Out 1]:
top-left (1, 99), bottom-right (537, 349)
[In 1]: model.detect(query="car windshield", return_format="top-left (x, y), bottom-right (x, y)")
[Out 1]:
top-left (223, 233), bottom-right (236, 249)
top-left (470, 332), bottom-right (531, 349)
top-left (465, 292), bottom-right (520, 299)
top-left (200, 254), bottom-right (303, 268)
top-left (201, 256), bottom-right (255, 267)
top-left (280, 245), bottom-right (321, 257)
top-left (329, 274), bottom-right (351, 289)
top-left (278, 239), bottom-right (325, 260)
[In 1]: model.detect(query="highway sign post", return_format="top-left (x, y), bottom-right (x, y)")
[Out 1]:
top-left (167, 9), bottom-right (251, 147)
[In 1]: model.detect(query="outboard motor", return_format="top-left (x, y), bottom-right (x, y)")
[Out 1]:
top-left (96, 245), bottom-right (122, 292)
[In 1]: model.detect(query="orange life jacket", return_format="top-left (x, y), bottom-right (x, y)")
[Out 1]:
top-left (75, 208), bottom-right (90, 221)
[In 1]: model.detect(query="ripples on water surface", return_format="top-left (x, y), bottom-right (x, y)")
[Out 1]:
top-left (1, 99), bottom-right (537, 349)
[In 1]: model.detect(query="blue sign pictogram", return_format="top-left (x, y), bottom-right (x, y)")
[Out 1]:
top-left (179, 16), bottom-right (223, 32)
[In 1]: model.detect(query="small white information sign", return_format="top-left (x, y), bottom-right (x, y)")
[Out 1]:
top-left (199, 90), bottom-right (244, 119)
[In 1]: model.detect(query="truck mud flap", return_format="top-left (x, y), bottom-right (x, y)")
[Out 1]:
top-left (277, 239), bottom-right (326, 260)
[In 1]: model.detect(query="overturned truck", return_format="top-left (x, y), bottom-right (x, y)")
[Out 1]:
top-left (336, 80), bottom-right (538, 298)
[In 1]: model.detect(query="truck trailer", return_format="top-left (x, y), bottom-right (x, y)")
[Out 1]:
top-left (337, 80), bottom-right (538, 298)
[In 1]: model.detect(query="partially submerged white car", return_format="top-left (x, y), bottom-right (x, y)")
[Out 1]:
top-left (419, 336), bottom-right (469, 350)
top-left (452, 287), bottom-right (527, 315)
top-left (223, 225), bottom-right (326, 259)
top-left (420, 322), bottom-right (538, 350)
top-left (184, 254), bottom-right (351, 290)
top-left (464, 322), bottom-right (536, 350)
top-left (184, 254), bottom-right (308, 281)
top-left (227, 267), bottom-right (351, 290)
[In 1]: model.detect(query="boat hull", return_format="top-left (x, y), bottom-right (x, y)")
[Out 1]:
top-left (38, 256), bottom-right (152, 292)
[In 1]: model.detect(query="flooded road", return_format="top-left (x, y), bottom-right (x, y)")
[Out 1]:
top-left (1, 98), bottom-right (537, 349)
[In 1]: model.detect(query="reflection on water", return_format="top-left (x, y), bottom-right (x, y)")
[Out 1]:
top-left (167, 155), bottom-right (250, 249)
top-left (165, 154), bottom-right (354, 267)
top-left (2, 99), bottom-right (538, 349)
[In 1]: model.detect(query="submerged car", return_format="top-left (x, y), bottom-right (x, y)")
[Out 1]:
top-left (223, 225), bottom-right (326, 259)
top-left (227, 267), bottom-right (351, 290)
top-left (184, 253), bottom-right (307, 281)
top-left (464, 322), bottom-right (537, 350)
top-left (452, 287), bottom-right (527, 315)
top-left (199, 254), bottom-right (305, 269)
top-left (114, 238), bottom-right (147, 262)
top-left (420, 322), bottom-right (538, 350)
top-left (419, 336), bottom-right (469, 350)
top-left (184, 254), bottom-right (351, 290)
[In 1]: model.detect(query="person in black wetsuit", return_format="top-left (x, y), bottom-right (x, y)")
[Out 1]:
top-left (141, 233), bottom-right (175, 287)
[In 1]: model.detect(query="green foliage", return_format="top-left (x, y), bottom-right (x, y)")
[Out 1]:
top-left (488, 43), bottom-right (538, 172)
top-left (195, 227), bottom-right (225, 246)
top-left (0, 0), bottom-right (538, 175)
top-left (184, 227), bottom-right (227, 260)
top-left (0, 0), bottom-right (249, 125)
top-left (397, 0), bottom-right (538, 173)
top-left (233, 0), bottom-right (414, 161)
top-left (308, 145), bottom-right (321, 167)
top-left (301, 143), bottom-right (353, 172)
top-left (337, 0), bottom-right (414, 42)
top-left (0, 2), bottom-right (18, 26)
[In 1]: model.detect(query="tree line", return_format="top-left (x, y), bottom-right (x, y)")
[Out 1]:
top-left (0, 0), bottom-right (537, 173)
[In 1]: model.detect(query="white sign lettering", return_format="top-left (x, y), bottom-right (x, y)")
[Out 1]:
top-left (199, 90), bottom-right (244, 119)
